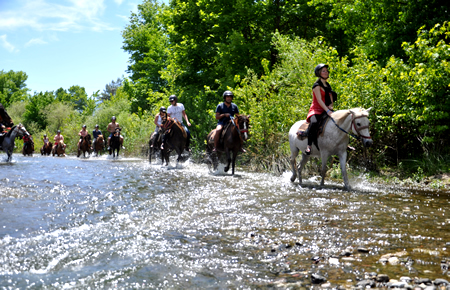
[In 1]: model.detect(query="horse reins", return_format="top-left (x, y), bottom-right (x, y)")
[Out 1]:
top-left (330, 114), bottom-right (371, 141)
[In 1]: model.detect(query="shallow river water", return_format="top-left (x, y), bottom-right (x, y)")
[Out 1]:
top-left (0, 154), bottom-right (449, 288)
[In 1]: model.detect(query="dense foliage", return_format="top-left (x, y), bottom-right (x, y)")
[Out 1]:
top-left (3, 0), bottom-right (449, 177)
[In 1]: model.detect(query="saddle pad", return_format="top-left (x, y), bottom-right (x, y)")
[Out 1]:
top-left (296, 122), bottom-right (309, 140)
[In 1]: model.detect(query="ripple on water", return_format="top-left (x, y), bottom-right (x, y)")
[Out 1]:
top-left (0, 156), bottom-right (449, 288)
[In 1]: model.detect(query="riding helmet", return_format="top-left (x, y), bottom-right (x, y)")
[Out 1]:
top-left (222, 90), bottom-right (234, 101)
top-left (160, 106), bottom-right (166, 113)
top-left (111, 116), bottom-right (116, 120)
top-left (169, 95), bottom-right (177, 102)
top-left (57, 130), bottom-right (61, 133)
top-left (314, 64), bottom-right (329, 78)
top-left (44, 134), bottom-right (47, 137)
top-left (82, 124), bottom-right (86, 128)
top-left (95, 124), bottom-right (99, 128)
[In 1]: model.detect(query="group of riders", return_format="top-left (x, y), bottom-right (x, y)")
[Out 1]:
top-left (150, 90), bottom-right (246, 154)
top-left (41, 117), bottom-right (125, 155)
top-left (1, 63), bottom-right (336, 158)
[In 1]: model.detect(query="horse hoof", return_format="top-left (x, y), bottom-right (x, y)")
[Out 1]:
top-left (290, 175), bottom-right (296, 182)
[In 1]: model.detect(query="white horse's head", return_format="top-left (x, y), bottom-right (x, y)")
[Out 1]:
top-left (349, 108), bottom-right (373, 147)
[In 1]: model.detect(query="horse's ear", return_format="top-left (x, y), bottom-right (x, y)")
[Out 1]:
top-left (247, 115), bottom-right (251, 119)
top-left (366, 107), bottom-right (372, 114)
top-left (349, 109), bottom-right (355, 116)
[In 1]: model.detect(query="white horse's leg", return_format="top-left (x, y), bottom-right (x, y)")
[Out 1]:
top-left (320, 154), bottom-right (330, 186)
top-left (298, 153), bottom-right (310, 185)
top-left (338, 151), bottom-right (351, 190)
top-left (290, 147), bottom-right (299, 182)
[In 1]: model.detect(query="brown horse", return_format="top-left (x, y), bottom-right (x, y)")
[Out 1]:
top-left (206, 114), bottom-right (250, 175)
top-left (40, 142), bottom-right (53, 155)
top-left (160, 117), bottom-right (187, 166)
top-left (93, 135), bottom-right (104, 156)
top-left (52, 140), bottom-right (66, 157)
top-left (77, 134), bottom-right (91, 158)
top-left (22, 136), bottom-right (34, 156)
top-left (148, 129), bottom-right (163, 163)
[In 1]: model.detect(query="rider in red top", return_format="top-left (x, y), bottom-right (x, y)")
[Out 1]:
top-left (305, 64), bottom-right (335, 155)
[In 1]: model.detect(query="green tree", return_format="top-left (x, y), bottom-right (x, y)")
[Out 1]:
top-left (122, 0), bottom-right (169, 112)
top-left (23, 91), bottom-right (55, 132)
top-left (99, 78), bottom-right (123, 102)
top-left (55, 85), bottom-right (96, 115)
top-left (0, 70), bottom-right (29, 107)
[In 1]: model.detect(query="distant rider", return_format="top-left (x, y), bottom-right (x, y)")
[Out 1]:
top-left (213, 90), bottom-right (246, 153)
top-left (163, 95), bottom-right (191, 151)
top-left (92, 124), bottom-right (102, 152)
top-left (53, 130), bottom-right (66, 150)
top-left (43, 134), bottom-right (49, 145)
top-left (107, 116), bottom-right (124, 150)
top-left (151, 107), bottom-right (167, 149)
top-left (77, 125), bottom-right (91, 150)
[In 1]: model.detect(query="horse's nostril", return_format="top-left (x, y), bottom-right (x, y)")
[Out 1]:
top-left (364, 140), bottom-right (373, 147)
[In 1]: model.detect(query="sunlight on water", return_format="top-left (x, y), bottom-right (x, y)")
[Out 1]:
top-left (0, 155), bottom-right (449, 288)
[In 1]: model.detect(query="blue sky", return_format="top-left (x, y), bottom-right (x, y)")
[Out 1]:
top-left (0, 0), bottom-right (144, 97)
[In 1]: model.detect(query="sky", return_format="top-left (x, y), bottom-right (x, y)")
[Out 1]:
top-left (0, 0), bottom-right (143, 97)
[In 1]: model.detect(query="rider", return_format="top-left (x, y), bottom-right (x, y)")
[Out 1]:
top-left (53, 130), bottom-right (66, 150)
top-left (163, 95), bottom-right (191, 151)
top-left (107, 116), bottom-right (124, 150)
top-left (213, 90), bottom-right (245, 153)
top-left (305, 64), bottom-right (335, 155)
top-left (43, 134), bottom-right (49, 145)
top-left (151, 106), bottom-right (167, 149)
top-left (77, 125), bottom-right (91, 150)
top-left (92, 124), bottom-right (102, 152)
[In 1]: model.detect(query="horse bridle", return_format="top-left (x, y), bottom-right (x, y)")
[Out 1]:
top-left (231, 116), bottom-right (249, 135)
top-left (330, 114), bottom-right (371, 141)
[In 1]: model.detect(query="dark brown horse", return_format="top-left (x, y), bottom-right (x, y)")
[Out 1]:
top-left (52, 140), bottom-right (66, 157)
top-left (109, 127), bottom-right (121, 158)
top-left (22, 135), bottom-right (34, 156)
top-left (206, 114), bottom-right (250, 175)
top-left (93, 135), bottom-right (104, 156)
top-left (77, 134), bottom-right (91, 158)
top-left (149, 129), bottom-right (163, 163)
top-left (40, 141), bottom-right (53, 155)
top-left (160, 117), bottom-right (187, 166)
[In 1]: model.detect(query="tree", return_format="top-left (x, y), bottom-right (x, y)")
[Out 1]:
top-left (99, 78), bottom-right (123, 101)
top-left (122, 0), bottom-right (169, 111)
top-left (55, 85), bottom-right (95, 115)
top-left (23, 91), bottom-right (55, 131)
top-left (0, 70), bottom-right (29, 107)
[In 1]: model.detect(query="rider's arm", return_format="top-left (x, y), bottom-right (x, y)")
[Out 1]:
top-left (182, 110), bottom-right (191, 126)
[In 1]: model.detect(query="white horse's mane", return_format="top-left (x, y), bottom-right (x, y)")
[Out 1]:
top-left (331, 108), bottom-right (367, 126)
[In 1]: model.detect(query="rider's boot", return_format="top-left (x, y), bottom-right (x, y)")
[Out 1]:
top-left (212, 129), bottom-right (221, 152)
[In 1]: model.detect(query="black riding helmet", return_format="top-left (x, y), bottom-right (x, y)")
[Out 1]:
top-left (160, 106), bottom-right (166, 113)
top-left (169, 95), bottom-right (177, 102)
top-left (314, 64), bottom-right (329, 78)
top-left (222, 90), bottom-right (234, 101)
top-left (82, 124), bottom-right (86, 128)
top-left (95, 124), bottom-right (99, 128)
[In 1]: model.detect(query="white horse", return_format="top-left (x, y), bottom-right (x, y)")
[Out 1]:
top-left (1, 124), bottom-right (30, 162)
top-left (289, 108), bottom-right (373, 190)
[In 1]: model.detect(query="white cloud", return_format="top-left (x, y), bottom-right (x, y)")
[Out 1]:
top-left (0, 0), bottom-right (115, 32)
top-left (25, 38), bottom-right (48, 47)
top-left (0, 34), bottom-right (16, 52)
top-left (114, 0), bottom-right (124, 4)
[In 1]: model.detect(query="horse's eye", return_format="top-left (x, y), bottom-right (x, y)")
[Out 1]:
top-left (356, 123), bottom-right (361, 127)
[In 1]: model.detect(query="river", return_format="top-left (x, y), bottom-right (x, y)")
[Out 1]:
top-left (1, 154), bottom-right (449, 288)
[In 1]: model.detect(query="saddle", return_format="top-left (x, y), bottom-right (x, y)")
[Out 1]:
top-left (296, 115), bottom-right (330, 140)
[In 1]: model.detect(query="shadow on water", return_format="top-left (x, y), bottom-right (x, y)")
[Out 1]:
top-left (0, 155), bottom-right (449, 288)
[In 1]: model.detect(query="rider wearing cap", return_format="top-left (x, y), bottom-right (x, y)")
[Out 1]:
top-left (151, 106), bottom-right (167, 149)
top-left (92, 124), bottom-right (102, 152)
top-left (305, 63), bottom-right (335, 155)
top-left (213, 90), bottom-right (242, 152)
top-left (107, 116), bottom-right (124, 150)
top-left (163, 95), bottom-right (191, 151)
